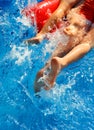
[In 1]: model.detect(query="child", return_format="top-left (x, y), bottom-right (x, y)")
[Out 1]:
top-left (33, 0), bottom-right (94, 93)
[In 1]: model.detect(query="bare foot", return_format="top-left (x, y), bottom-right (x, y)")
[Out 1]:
top-left (25, 35), bottom-right (43, 45)
top-left (34, 58), bottom-right (61, 93)
top-left (44, 57), bottom-right (61, 90)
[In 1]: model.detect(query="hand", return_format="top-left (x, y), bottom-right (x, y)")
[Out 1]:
top-left (24, 37), bottom-right (41, 45)
top-left (24, 34), bottom-right (44, 45)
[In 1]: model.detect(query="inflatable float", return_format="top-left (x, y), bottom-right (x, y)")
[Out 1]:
top-left (22, 0), bottom-right (60, 32)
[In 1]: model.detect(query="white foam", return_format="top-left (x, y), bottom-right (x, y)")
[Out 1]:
top-left (10, 45), bottom-right (32, 65)
top-left (20, 72), bottom-right (27, 81)
top-left (17, 16), bottom-right (31, 27)
top-left (43, 28), bottom-right (69, 56)
top-left (15, 0), bottom-right (37, 11)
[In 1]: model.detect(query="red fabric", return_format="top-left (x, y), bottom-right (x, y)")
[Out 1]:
top-left (80, 0), bottom-right (94, 22)
top-left (22, 0), bottom-right (94, 32)
top-left (22, 0), bottom-right (60, 32)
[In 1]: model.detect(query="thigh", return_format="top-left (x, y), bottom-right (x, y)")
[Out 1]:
top-left (51, 42), bottom-right (71, 58)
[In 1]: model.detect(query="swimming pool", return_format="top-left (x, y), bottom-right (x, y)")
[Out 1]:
top-left (0, 0), bottom-right (94, 130)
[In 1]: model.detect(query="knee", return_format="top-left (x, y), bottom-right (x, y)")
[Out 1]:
top-left (81, 43), bottom-right (91, 53)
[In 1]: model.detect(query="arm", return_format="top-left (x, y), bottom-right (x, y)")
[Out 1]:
top-left (25, 0), bottom-right (81, 44)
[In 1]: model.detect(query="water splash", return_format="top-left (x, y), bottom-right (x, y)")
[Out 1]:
top-left (7, 115), bottom-right (30, 130)
top-left (1, 0), bottom-right (94, 129)
top-left (15, 0), bottom-right (37, 11)
top-left (43, 27), bottom-right (69, 56)
top-left (9, 44), bottom-right (32, 65)
top-left (17, 16), bottom-right (31, 27)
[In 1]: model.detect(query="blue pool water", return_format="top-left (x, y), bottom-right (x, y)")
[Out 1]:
top-left (0, 0), bottom-right (94, 130)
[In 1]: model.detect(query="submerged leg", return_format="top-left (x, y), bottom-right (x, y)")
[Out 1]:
top-left (34, 69), bottom-right (44, 92)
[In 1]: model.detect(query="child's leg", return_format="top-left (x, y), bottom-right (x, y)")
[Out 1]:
top-left (42, 26), bottom-right (94, 90)
top-left (34, 30), bottom-right (87, 92)
top-left (34, 42), bottom-right (91, 92)
top-left (34, 42), bottom-right (71, 92)
top-left (43, 42), bottom-right (91, 90)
